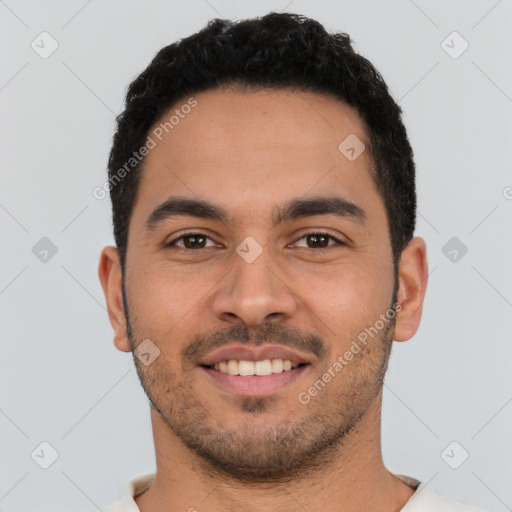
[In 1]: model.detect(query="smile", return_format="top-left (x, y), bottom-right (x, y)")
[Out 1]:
top-left (200, 359), bottom-right (311, 396)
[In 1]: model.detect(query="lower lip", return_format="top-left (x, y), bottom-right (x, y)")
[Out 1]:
top-left (200, 365), bottom-right (310, 396)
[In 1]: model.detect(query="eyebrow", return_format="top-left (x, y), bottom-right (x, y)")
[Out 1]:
top-left (144, 195), bottom-right (366, 231)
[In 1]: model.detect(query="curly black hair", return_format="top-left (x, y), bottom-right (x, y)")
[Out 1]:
top-left (107, 12), bottom-right (416, 273)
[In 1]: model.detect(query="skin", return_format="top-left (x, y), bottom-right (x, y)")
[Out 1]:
top-left (99, 87), bottom-right (428, 512)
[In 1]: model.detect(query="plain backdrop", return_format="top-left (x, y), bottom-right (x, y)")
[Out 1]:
top-left (0, 1), bottom-right (511, 511)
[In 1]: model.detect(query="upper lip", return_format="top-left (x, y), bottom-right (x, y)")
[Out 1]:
top-left (197, 343), bottom-right (314, 367)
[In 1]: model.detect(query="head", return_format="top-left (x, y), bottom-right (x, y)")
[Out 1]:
top-left (99, 12), bottom-right (427, 482)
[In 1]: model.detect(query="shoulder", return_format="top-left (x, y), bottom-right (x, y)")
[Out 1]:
top-left (101, 500), bottom-right (123, 512)
top-left (402, 482), bottom-right (488, 512)
top-left (100, 473), bottom-right (156, 512)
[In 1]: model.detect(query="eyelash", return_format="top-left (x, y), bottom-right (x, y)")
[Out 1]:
top-left (165, 230), bottom-right (346, 254)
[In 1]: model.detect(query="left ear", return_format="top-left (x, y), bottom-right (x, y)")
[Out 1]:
top-left (393, 237), bottom-right (428, 342)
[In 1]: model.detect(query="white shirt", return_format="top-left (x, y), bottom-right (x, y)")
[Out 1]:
top-left (102, 473), bottom-right (487, 511)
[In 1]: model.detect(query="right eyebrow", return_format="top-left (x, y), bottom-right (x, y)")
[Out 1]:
top-left (145, 197), bottom-right (233, 232)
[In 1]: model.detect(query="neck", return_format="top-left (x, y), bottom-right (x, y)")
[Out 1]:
top-left (135, 391), bottom-right (416, 512)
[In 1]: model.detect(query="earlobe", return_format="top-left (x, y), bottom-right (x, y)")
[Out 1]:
top-left (393, 237), bottom-right (428, 342)
top-left (98, 246), bottom-right (132, 353)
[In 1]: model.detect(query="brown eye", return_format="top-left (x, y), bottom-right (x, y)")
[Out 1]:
top-left (305, 233), bottom-right (331, 248)
top-left (181, 234), bottom-right (207, 249)
top-left (166, 233), bottom-right (217, 250)
top-left (294, 232), bottom-right (345, 251)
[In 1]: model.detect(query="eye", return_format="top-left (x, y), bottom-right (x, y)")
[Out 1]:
top-left (166, 232), bottom-right (218, 250)
top-left (292, 231), bottom-right (346, 252)
top-left (164, 231), bottom-right (346, 253)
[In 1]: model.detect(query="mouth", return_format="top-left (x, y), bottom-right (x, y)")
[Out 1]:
top-left (201, 360), bottom-right (310, 374)
top-left (199, 359), bottom-right (311, 396)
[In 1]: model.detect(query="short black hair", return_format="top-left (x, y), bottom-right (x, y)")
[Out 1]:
top-left (107, 12), bottom-right (416, 273)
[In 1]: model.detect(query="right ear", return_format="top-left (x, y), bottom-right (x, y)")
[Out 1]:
top-left (98, 246), bottom-right (131, 352)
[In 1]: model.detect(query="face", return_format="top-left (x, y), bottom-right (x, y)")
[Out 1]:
top-left (106, 88), bottom-right (408, 482)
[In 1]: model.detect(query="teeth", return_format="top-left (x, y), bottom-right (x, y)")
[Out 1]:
top-left (209, 358), bottom-right (302, 376)
top-left (227, 360), bottom-right (239, 375)
top-left (255, 359), bottom-right (272, 376)
top-left (271, 358), bottom-right (283, 373)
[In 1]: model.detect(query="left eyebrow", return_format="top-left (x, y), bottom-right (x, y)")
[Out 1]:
top-left (272, 195), bottom-right (367, 226)
top-left (144, 194), bottom-right (367, 232)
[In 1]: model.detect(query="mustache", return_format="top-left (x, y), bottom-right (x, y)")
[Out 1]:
top-left (183, 323), bottom-right (327, 363)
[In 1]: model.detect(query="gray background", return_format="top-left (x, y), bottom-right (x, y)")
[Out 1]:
top-left (1, 0), bottom-right (511, 511)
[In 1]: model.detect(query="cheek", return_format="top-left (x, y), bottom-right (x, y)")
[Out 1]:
top-left (128, 261), bottom-right (224, 336)
top-left (127, 265), bottom-right (181, 334)
top-left (291, 258), bottom-right (394, 336)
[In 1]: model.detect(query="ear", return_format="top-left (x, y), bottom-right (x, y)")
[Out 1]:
top-left (393, 237), bottom-right (428, 342)
top-left (98, 246), bottom-right (132, 352)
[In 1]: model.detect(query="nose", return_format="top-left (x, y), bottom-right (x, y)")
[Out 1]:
top-left (210, 242), bottom-right (298, 326)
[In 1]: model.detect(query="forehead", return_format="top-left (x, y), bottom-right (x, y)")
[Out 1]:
top-left (132, 87), bottom-right (383, 229)
top-left (145, 87), bottom-right (369, 165)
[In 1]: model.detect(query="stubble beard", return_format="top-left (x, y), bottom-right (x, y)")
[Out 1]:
top-left (122, 279), bottom-right (396, 484)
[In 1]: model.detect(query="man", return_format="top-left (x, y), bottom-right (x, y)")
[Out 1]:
top-left (98, 12), bottom-right (485, 512)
